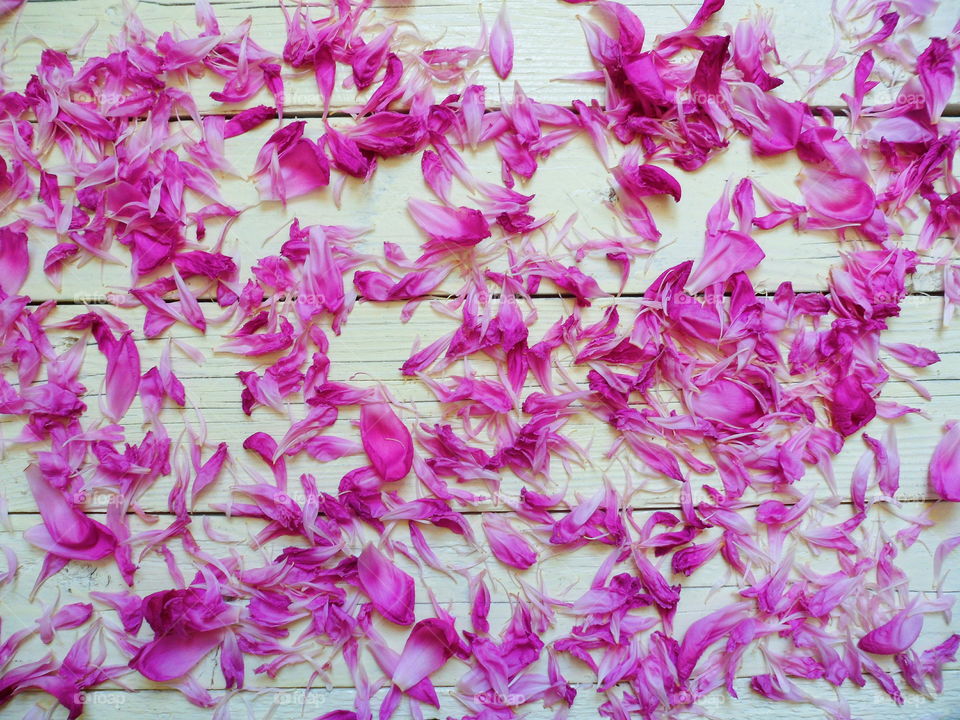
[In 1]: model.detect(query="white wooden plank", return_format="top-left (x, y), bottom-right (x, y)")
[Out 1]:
top-left (0, 505), bottom-right (958, 690)
top-left (14, 127), bottom-right (955, 305)
top-left (1, 296), bottom-right (955, 514)
top-left (2, 0), bottom-right (956, 115)
top-left (5, 673), bottom-right (960, 720)
top-left (1, 1), bottom-right (958, 716)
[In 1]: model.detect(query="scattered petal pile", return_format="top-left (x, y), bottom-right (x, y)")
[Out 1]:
top-left (0, 0), bottom-right (958, 718)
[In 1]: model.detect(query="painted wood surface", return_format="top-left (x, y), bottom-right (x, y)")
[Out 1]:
top-left (0, 0), bottom-right (958, 718)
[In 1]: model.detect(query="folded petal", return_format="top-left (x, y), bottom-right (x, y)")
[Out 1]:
top-left (408, 199), bottom-right (491, 247)
top-left (859, 610), bottom-right (923, 655)
top-left (25, 465), bottom-right (116, 561)
top-left (482, 514), bottom-right (537, 569)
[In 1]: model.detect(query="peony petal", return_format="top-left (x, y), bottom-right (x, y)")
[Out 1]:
top-left (130, 630), bottom-right (224, 682)
top-left (930, 421), bottom-right (960, 501)
top-left (100, 330), bottom-right (141, 422)
top-left (687, 231), bottom-right (765, 293)
top-left (0, 225), bottom-right (29, 296)
top-left (489, 3), bottom-right (514, 79)
top-left (392, 617), bottom-right (464, 690)
top-left (859, 610), bottom-right (924, 655)
top-left (482, 514), bottom-right (537, 569)
top-left (800, 168), bottom-right (875, 225)
top-left (360, 402), bottom-right (413, 483)
top-left (357, 544), bottom-right (415, 625)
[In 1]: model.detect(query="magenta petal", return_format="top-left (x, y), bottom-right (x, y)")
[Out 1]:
top-left (192, 442), bottom-right (229, 505)
top-left (360, 402), bottom-right (413, 483)
top-left (130, 630), bottom-right (224, 682)
top-left (482, 515), bottom-right (537, 569)
top-left (830, 375), bottom-right (876, 437)
top-left (929, 421), bottom-right (960, 501)
top-left (357, 544), bottom-right (415, 625)
top-left (489, 3), bottom-right (514, 79)
top-left (917, 38), bottom-right (954, 122)
top-left (800, 169), bottom-right (875, 225)
top-left (25, 465), bottom-right (116, 561)
top-left (392, 617), bottom-right (462, 690)
top-left (688, 378), bottom-right (763, 428)
top-left (859, 611), bottom-right (924, 655)
top-left (408, 199), bottom-right (491, 246)
top-left (882, 342), bottom-right (941, 367)
top-left (102, 331), bottom-right (142, 422)
top-left (0, 225), bottom-right (29, 296)
top-left (0, 0), bottom-right (25, 16)
top-left (613, 160), bottom-right (682, 202)
top-left (687, 231), bottom-right (765, 293)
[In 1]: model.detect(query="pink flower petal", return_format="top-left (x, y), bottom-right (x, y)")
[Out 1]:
top-left (930, 421), bottom-right (960, 501)
top-left (360, 402), bottom-right (413, 483)
top-left (489, 4), bottom-right (514, 79)
top-left (357, 544), bottom-right (415, 625)
top-left (859, 611), bottom-right (924, 655)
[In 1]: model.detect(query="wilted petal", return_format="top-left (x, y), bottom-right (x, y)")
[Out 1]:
top-left (830, 375), bottom-right (876, 437)
top-left (917, 38), bottom-right (955, 123)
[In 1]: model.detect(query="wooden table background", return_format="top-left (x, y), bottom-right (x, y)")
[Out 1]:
top-left (1, 0), bottom-right (959, 718)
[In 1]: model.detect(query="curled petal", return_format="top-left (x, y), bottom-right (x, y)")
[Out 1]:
top-left (859, 611), bottom-right (923, 655)
top-left (489, 3), bottom-right (514, 79)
